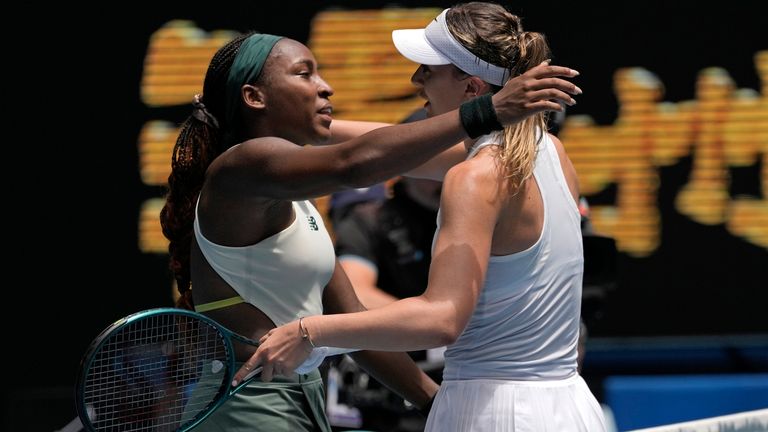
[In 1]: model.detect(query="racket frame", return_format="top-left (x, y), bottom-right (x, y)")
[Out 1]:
top-left (76, 307), bottom-right (261, 432)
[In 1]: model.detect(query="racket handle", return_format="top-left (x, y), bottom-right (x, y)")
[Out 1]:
top-left (295, 347), bottom-right (359, 374)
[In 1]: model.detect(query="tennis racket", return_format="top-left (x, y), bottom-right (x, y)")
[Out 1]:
top-left (76, 307), bottom-right (356, 432)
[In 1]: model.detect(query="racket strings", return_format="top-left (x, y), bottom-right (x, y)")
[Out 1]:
top-left (83, 313), bottom-right (230, 431)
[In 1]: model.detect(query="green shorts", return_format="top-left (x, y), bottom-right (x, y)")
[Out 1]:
top-left (188, 368), bottom-right (332, 432)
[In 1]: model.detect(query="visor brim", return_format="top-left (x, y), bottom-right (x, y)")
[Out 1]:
top-left (392, 29), bottom-right (451, 65)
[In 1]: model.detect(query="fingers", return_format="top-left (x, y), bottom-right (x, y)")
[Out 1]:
top-left (510, 62), bottom-right (581, 101)
top-left (526, 100), bottom-right (567, 115)
top-left (528, 60), bottom-right (580, 79)
top-left (525, 77), bottom-right (582, 99)
top-left (491, 61), bottom-right (582, 124)
top-left (232, 359), bottom-right (263, 386)
top-left (231, 357), bottom-right (288, 386)
top-left (526, 87), bottom-right (578, 107)
top-left (233, 324), bottom-right (314, 385)
top-left (256, 362), bottom-right (285, 383)
top-left (259, 363), bottom-right (275, 383)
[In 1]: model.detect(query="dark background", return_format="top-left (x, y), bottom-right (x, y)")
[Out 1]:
top-left (6, 1), bottom-right (767, 430)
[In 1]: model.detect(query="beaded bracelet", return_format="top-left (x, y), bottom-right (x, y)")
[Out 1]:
top-left (298, 317), bottom-right (316, 348)
top-left (459, 93), bottom-right (504, 138)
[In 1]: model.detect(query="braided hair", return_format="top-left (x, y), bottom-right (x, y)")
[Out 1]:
top-left (160, 33), bottom-right (253, 309)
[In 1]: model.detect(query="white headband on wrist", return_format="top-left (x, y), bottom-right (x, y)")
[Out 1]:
top-left (392, 9), bottom-right (511, 86)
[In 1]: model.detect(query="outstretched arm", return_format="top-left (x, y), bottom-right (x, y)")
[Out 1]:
top-left (234, 159), bottom-right (501, 383)
top-left (329, 119), bottom-right (390, 144)
top-left (214, 62), bottom-right (579, 200)
top-left (324, 263), bottom-right (438, 408)
top-left (331, 120), bottom-right (467, 181)
top-left (252, 260), bottom-right (439, 407)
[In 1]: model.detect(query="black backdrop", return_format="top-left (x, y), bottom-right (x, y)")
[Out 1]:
top-left (6, 1), bottom-right (767, 430)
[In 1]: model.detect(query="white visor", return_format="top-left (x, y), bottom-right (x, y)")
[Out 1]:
top-left (392, 9), bottom-right (511, 86)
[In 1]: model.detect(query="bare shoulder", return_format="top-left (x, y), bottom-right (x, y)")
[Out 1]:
top-left (227, 136), bottom-right (298, 158)
top-left (439, 156), bottom-right (503, 234)
top-left (202, 136), bottom-right (303, 198)
top-left (209, 136), bottom-right (300, 173)
top-left (442, 155), bottom-right (501, 206)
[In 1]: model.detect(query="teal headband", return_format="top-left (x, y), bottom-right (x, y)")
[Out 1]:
top-left (225, 33), bottom-right (283, 131)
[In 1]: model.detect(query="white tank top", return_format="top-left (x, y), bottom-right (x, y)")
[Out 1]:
top-left (194, 200), bottom-right (335, 326)
top-left (439, 132), bottom-right (584, 380)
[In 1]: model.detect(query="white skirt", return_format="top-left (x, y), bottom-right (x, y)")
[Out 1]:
top-left (425, 374), bottom-right (607, 432)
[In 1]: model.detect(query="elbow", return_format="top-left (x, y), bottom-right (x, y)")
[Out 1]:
top-left (433, 315), bottom-right (464, 346)
top-left (420, 300), bottom-right (466, 346)
top-left (435, 328), bottom-right (459, 346)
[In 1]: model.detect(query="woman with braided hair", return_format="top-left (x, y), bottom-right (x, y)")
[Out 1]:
top-left (235, 3), bottom-right (606, 431)
top-left (162, 25), bottom-right (580, 431)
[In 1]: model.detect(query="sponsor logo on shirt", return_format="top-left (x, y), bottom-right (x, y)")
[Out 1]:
top-left (307, 216), bottom-right (319, 231)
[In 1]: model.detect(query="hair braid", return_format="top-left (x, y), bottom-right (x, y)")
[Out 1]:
top-left (160, 33), bottom-right (252, 309)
